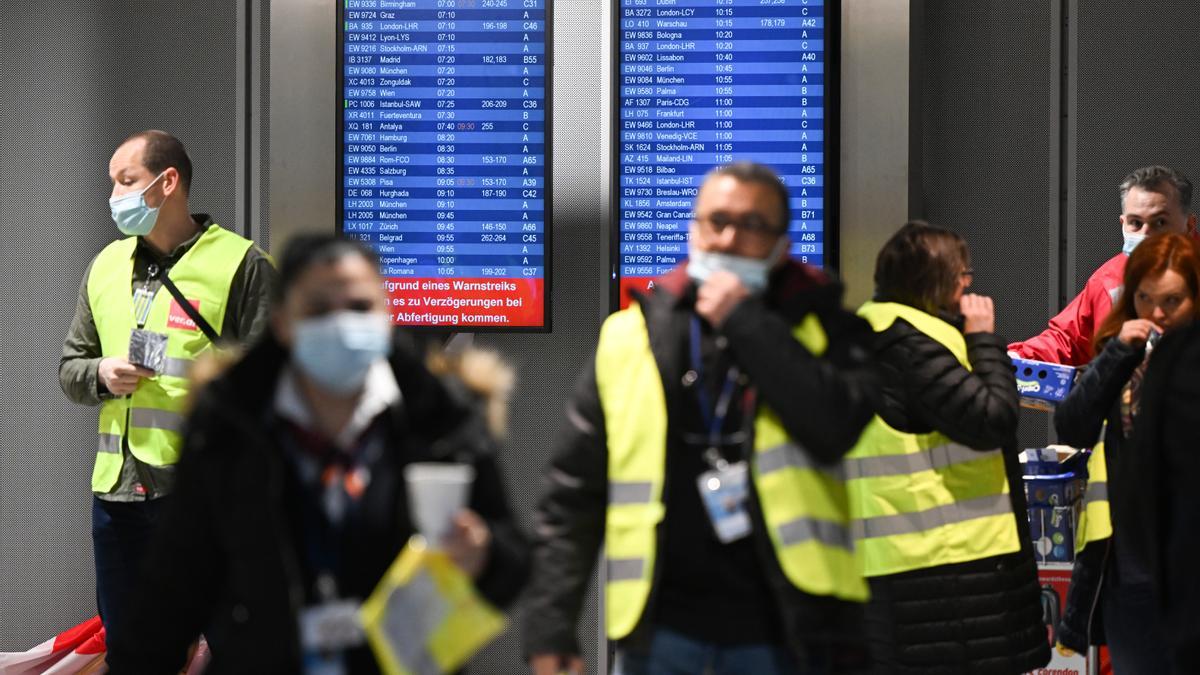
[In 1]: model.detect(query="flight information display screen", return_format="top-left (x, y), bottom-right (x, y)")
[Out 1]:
top-left (614, 0), bottom-right (835, 307)
top-left (338, 0), bottom-right (551, 330)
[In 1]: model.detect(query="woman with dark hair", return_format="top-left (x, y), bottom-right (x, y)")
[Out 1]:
top-left (106, 235), bottom-right (529, 673)
top-left (848, 221), bottom-right (1048, 673)
top-left (1054, 232), bottom-right (1200, 672)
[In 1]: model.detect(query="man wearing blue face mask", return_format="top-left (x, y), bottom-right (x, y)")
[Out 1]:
top-left (58, 130), bottom-right (276, 648)
top-left (526, 163), bottom-right (880, 675)
top-left (1010, 165), bottom-right (1196, 366)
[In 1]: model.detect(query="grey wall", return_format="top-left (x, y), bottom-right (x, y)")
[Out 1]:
top-left (838, 1), bottom-right (910, 308)
top-left (1070, 1), bottom-right (1200, 295)
top-left (269, 0), bottom-right (334, 247)
top-left (910, 2), bottom-right (1056, 352)
top-left (0, 0), bottom-right (244, 648)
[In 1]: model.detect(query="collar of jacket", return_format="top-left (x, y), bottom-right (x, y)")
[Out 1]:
top-left (869, 295), bottom-right (968, 333)
top-left (134, 214), bottom-right (214, 262)
top-left (936, 309), bottom-right (967, 332)
top-left (198, 328), bottom-right (473, 459)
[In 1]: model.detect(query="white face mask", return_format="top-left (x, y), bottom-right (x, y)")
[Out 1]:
top-left (1122, 231), bottom-right (1146, 255)
top-left (291, 311), bottom-right (392, 395)
top-left (686, 236), bottom-right (789, 293)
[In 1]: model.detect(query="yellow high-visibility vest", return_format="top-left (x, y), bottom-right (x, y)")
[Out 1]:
top-left (87, 224), bottom-right (253, 492)
top-left (596, 302), bottom-right (868, 640)
top-left (1075, 435), bottom-right (1112, 552)
top-left (847, 301), bottom-right (1022, 577)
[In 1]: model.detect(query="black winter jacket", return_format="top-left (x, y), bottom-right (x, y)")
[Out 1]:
top-left (1052, 337), bottom-right (1148, 652)
top-left (105, 332), bottom-right (529, 674)
top-left (522, 261), bottom-right (880, 669)
top-left (1131, 319), bottom-right (1200, 674)
top-left (861, 314), bottom-right (1049, 675)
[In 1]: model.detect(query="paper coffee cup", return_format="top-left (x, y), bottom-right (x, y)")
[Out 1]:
top-left (404, 462), bottom-right (475, 544)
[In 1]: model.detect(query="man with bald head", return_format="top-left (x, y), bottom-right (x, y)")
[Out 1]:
top-left (59, 130), bottom-right (275, 644)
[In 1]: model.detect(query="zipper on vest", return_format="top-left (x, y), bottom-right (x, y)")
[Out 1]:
top-left (123, 400), bottom-right (133, 491)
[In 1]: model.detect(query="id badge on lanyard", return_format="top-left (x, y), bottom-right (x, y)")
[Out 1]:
top-left (128, 274), bottom-right (168, 374)
top-left (689, 316), bottom-right (752, 544)
top-left (299, 574), bottom-right (366, 674)
top-left (698, 453), bottom-right (752, 543)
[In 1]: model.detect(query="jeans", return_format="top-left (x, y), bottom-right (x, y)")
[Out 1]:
top-left (1102, 582), bottom-right (1172, 674)
top-left (92, 496), bottom-right (172, 647)
top-left (613, 626), bottom-right (821, 675)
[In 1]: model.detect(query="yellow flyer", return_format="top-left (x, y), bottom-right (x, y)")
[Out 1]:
top-left (360, 536), bottom-right (507, 675)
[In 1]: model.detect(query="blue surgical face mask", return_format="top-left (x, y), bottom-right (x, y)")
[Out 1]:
top-left (1122, 231), bottom-right (1146, 255)
top-left (109, 172), bottom-right (166, 236)
top-left (686, 236), bottom-right (789, 293)
top-left (291, 311), bottom-right (392, 395)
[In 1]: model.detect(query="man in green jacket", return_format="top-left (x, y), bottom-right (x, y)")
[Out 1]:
top-left (59, 129), bottom-right (276, 647)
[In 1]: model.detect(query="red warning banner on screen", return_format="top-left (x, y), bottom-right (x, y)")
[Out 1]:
top-left (619, 276), bottom-right (658, 309)
top-left (385, 278), bottom-right (543, 328)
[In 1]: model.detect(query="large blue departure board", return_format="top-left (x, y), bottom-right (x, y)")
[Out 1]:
top-left (339, 0), bottom-right (551, 330)
top-left (614, 0), bottom-right (835, 306)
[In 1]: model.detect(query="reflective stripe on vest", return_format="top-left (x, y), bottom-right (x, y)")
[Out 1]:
top-left (1076, 435), bottom-right (1112, 552)
top-left (87, 225), bottom-right (253, 492)
top-left (847, 302), bottom-right (1022, 577)
top-left (596, 303), bottom-right (868, 640)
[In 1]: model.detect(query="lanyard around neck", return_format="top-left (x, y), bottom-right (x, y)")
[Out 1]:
top-left (689, 315), bottom-right (740, 448)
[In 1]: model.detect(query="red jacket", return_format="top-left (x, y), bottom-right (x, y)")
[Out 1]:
top-left (1008, 253), bottom-right (1127, 366)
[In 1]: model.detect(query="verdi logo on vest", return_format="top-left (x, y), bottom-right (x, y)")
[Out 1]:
top-left (167, 299), bottom-right (202, 331)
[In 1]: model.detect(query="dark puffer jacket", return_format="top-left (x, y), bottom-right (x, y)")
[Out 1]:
top-left (1052, 337), bottom-right (1147, 652)
top-left (862, 314), bottom-right (1050, 675)
top-left (1132, 319), bottom-right (1200, 673)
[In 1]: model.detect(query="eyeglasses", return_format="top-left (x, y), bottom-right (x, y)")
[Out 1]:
top-left (694, 212), bottom-right (785, 237)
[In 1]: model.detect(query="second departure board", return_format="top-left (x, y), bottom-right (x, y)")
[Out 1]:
top-left (339, 0), bottom-right (552, 331)
top-left (614, 0), bottom-right (836, 307)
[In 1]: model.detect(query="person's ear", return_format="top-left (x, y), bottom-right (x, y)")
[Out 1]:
top-left (159, 168), bottom-right (182, 201)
